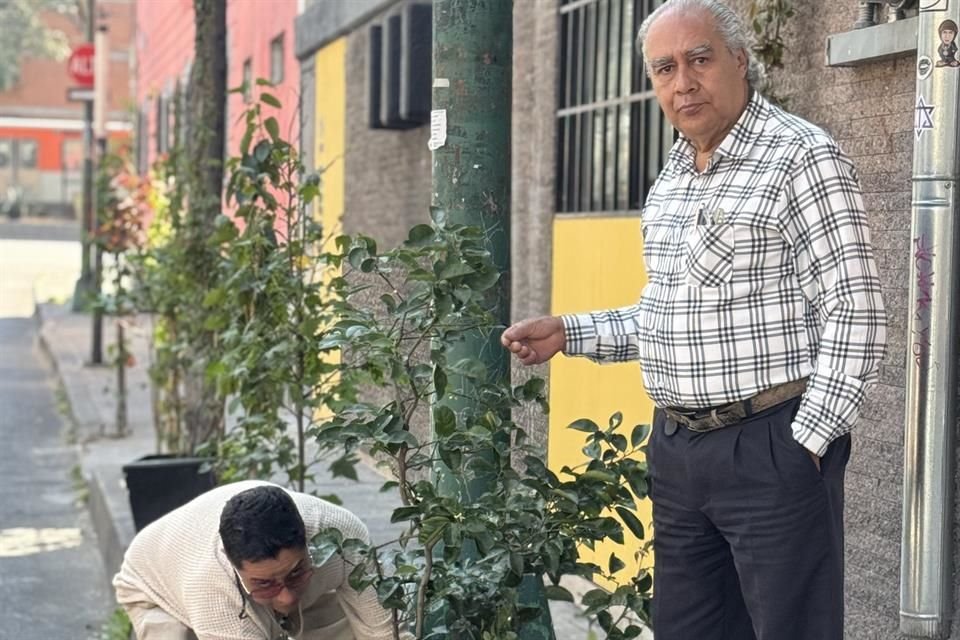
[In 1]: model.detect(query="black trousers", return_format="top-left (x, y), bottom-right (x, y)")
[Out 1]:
top-left (647, 397), bottom-right (850, 640)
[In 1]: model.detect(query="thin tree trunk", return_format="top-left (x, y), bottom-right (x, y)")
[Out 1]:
top-left (181, 0), bottom-right (227, 453)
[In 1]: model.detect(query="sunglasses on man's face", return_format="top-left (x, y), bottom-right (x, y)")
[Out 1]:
top-left (235, 561), bottom-right (315, 600)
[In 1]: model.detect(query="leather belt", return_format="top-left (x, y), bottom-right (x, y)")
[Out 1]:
top-left (662, 378), bottom-right (808, 433)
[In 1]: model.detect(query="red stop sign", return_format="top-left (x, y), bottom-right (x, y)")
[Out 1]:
top-left (68, 43), bottom-right (95, 87)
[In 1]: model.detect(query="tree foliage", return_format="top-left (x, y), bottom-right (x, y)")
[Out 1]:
top-left (0, 0), bottom-right (76, 90)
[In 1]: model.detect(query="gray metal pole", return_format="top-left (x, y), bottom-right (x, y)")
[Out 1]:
top-left (72, 0), bottom-right (95, 311)
top-left (91, 21), bottom-right (109, 365)
top-left (899, 3), bottom-right (960, 636)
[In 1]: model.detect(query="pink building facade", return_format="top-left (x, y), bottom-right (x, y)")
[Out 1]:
top-left (135, 0), bottom-right (300, 173)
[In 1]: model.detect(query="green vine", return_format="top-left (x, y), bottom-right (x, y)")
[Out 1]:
top-left (749, 0), bottom-right (794, 104)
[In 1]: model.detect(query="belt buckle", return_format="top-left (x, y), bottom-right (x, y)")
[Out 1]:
top-left (687, 409), bottom-right (726, 432)
top-left (689, 402), bottom-right (747, 432)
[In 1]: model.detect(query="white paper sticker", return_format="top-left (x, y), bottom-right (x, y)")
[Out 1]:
top-left (428, 109), bottom-right (447, 151)
top-left (433, 78), bottom-right (450, 88)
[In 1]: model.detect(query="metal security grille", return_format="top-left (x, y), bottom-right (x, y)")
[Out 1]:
top-left (557, 0), bottom-right (672, 214)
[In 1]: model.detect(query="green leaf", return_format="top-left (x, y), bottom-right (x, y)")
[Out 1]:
top-left (581, 469), bottom-right (616, 483)
top-left (433, 366), bottom-right (447, 398)
top-left (463, 268), bottom-right (500, 291)
top-left (608, 411), bottom-right (623, 430)
top-left (347, 247), bottom-right (367, 269)
top-left (202, 287), bottom-right (227, 307)
top-left (240, 125), bottom-right (253, 155)
top-left (450, 357), bottom-right (487, 380)
top-left (390, 506), bottom-right (421, 523)
top-left (609, 433), bottom-right (628, 452)
top-left (516, 377), bottom-right (546, 401)
top-left (380, 293), bottom-right (396, 313)
top-left (438, 261), bottom-right (475, 280)
top-left (264, 116), bottom-right (280, 142)
top-left (407, 224), bottom-right (435, 246)
top-left (419, 515), bottom-right (450, 543)
top-left (329, 456), bottom-right (359, 481)
top-left (631, 423), bottom-right (651, 448)
top-left (260, 92), bottom-right (282, 108)
top-left (308, 537), bottom-right (339, 568)
top-left (254, 139), bottom-right (271, 163)
top-left (615, 506), bottom-right (646, 540)
top-left (569, 418), bottom-right (599, 433)
top-left (433, 405), bottom-right (457, 437)
top-left (544, 585), bottom-right (575, 602)
top-left (509, 551), bottom-right (524, 576)
top-left (581, 588), bottom-right (610, 608)
top-left (626, 469), bottom-right (648, 499)
top-left (608, 552), bottom-right (626, 574)
top-left (582, 441), bottom-right (601, 459)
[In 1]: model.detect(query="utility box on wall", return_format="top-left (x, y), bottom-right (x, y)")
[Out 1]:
top-left (368, 2), bottom-right (431, 130)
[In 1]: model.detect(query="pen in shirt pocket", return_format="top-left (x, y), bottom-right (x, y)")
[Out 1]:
top-left (697, 205), bottom-right (710, 226)
top-left (697, 205), bottom-right (726, 226)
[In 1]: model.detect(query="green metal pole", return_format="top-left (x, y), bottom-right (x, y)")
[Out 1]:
top-left (431, 1), bottom-right (553, 637)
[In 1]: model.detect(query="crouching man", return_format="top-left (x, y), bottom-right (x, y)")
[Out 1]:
top-left (114, 480), bottom-right (400, 639)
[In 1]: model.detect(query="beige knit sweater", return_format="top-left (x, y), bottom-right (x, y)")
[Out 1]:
top-left (113, 480), bottom-right (400, 640)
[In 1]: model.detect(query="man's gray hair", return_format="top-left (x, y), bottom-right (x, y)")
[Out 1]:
top-left (635, 0), bottom-right (765, 89)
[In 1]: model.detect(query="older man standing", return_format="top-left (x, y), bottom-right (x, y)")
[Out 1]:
top-left (502, 1), bottom-right (886, 639)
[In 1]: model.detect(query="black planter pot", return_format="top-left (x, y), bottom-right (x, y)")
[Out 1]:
top-left (122, 455), bottom-right (216, 532)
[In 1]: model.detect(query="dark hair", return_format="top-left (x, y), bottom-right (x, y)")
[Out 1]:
top-left (219, 485), bottom-right (306, 568)
top-left (940, 19), bottom-right (958, 35)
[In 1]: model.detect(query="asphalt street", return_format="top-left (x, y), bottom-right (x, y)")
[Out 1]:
top-left (0, 217), bottom-right (111, 638)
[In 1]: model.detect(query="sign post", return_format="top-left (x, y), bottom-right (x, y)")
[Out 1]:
top-left (67, 43), bottom-right (95, 87)
top-left (70, 4), bottom-right (97, 316)
top-left (90, 23), bottom-right (109, 365)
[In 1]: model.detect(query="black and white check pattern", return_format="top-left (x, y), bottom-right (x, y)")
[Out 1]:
top-left (561, 92), bottom-right (887, 456)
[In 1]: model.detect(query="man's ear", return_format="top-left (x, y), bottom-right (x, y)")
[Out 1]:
top-left (737, 48), bottom-right (748, 77)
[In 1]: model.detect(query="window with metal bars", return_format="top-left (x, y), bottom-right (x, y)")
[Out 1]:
top-left (557, 0), bottom-right (673, 214)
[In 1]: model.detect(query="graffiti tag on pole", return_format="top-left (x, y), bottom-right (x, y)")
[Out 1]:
top-left (913, 234), bottom-right (937, 369)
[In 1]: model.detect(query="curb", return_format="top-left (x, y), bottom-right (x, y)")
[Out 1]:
top-left (87, 465), bottom-right (130, 593)
top-left (34, 302), bottom-right (134, 597)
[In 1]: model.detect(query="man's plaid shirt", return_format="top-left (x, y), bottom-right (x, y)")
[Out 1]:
top-left (561, 92), bottom-right (886, 457)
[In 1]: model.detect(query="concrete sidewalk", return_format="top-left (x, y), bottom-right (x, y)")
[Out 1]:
top-left (37, 303), bottom-right (598, 638)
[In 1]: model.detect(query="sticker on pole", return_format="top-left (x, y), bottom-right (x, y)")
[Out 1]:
top-left (428, 109), bottom-right (447, 151)
top-left (919, 0), bottom-right (948, 11)
top-left (915, 95), bottom-right (935, 140)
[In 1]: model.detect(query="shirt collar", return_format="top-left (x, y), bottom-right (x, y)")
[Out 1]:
top-left (667, 89), bottom-right (770, 173)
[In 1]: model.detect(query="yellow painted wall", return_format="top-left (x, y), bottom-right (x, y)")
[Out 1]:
top-left (315, 38), bottom-right (346, 240)
top-left (548, 216), bottom-right (655, 584)
top-left (314, 39), bottom-right (346, 373)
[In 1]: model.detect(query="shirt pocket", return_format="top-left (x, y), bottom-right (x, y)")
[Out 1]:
top-left (685, 223), bottom-right (734, 287)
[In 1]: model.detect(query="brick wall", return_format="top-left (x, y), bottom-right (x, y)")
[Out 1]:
top-left (343, 20), bottom-right (431, 247)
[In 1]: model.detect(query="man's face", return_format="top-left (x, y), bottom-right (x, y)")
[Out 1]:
top-left (645, 9), bottom-right (749, 152)
top-left (944, 29), bottom-right (956, 44)
top-left (235, 546), bottom-right (314, 614)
